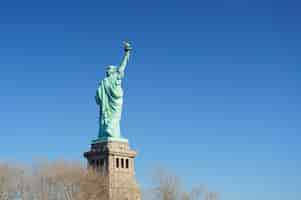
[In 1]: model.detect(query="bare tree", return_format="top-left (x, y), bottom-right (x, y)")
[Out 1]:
top-left (0, 161), bottom-right (219, 200)
top-left (149, 168), bottom-right (218, 200)
top-left (0, 162), bottom-right (26, 200)
top-left (30, 160), bottom-right (90, 200)
top-left (76, 168), bottom-right (109, 200)
top-left (152, 168), bottom-right (182, 200)
top-left (0, 163), bottom-right (9, 200)
top-left (204, 191), bottom-right (219, 200)
top-left (29, 160), bottom-right (138, 200)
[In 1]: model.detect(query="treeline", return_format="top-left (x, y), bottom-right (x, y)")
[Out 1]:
top-left (0, 161), bottom-right (219, 200)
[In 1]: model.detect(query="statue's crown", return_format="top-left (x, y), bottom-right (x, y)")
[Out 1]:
top-left (106, 65), bottom-right (117, 71)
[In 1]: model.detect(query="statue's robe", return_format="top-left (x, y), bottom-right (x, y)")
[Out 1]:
top-left (96, 70), bottom-right (124, 138)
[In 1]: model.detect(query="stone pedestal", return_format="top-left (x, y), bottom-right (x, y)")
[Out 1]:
top-left (84, 140), bottom-right (140, 200)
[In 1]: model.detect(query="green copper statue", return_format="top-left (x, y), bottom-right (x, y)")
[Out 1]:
top-left (95, 41), bottom-right (132, 141)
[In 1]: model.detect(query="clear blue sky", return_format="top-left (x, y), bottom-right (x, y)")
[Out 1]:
top-left (0, 0), bottom-right (300, 199)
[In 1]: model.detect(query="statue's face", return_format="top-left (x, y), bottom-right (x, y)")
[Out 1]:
top-left (106, 66), bottom-right (116, 77)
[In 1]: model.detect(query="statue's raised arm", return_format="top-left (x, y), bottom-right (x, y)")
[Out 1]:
top-left (118, 41), bottom-right (132, 74)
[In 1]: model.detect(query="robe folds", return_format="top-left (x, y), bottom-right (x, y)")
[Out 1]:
top-left (96, 71), bottom-right (124, 138)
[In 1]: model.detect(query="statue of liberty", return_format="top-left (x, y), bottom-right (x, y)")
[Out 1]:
top-left (95, 41), bottom-right (132, 141)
